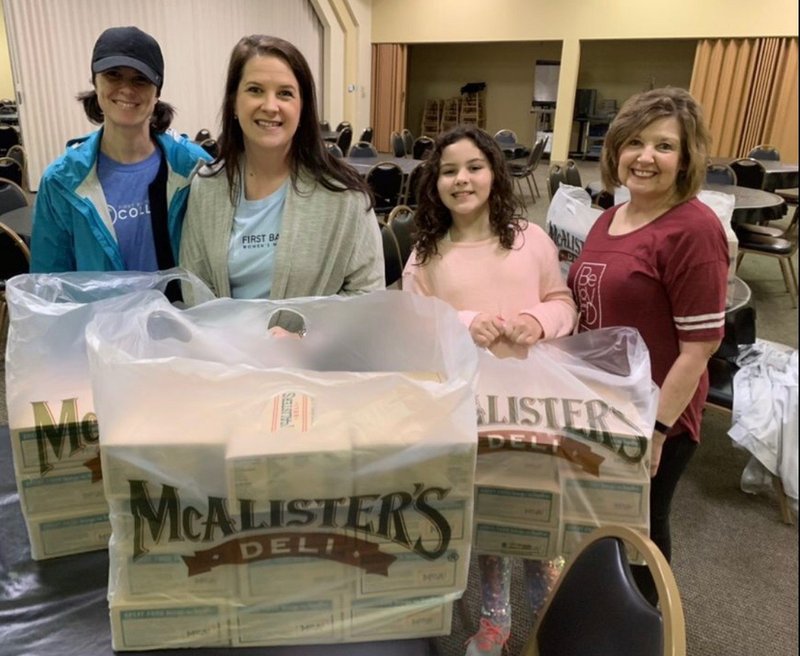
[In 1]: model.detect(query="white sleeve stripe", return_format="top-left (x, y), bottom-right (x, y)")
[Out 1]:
top-left (676, 319), bottom-right (726, 331)
top-left (674, 311), bottom-right (726, 323)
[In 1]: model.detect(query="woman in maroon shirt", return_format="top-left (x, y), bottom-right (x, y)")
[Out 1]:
top-left (569, 87), bottom-right (729, 603)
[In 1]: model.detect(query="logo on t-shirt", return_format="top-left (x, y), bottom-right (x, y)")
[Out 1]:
top-left (573, 262), bottom-right (606, 331)
top-left (109, 201), bottom-right (151, 224)
top-left (241, 232), bottom-right (279, 250)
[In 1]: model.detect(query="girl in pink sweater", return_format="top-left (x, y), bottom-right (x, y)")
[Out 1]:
top-left (402, 125), bottom-right (577, 656)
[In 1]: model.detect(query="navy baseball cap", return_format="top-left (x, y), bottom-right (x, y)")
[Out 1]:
top-left (91, 26), bottom-right (164, 90)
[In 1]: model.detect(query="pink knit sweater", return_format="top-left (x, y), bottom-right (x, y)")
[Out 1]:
top-left (403, 223), bottom-right (577, 358)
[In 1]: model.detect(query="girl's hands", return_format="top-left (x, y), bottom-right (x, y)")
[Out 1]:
top-left (504, 314), bottom-right (544, 346)
top-left (469, 313), bottom-right (505, 347)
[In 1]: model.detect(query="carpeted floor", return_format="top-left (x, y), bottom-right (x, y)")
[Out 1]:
top-left (431, 408), bottom-right (799, 656)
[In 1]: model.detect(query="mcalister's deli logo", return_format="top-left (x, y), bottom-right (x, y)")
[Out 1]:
top-left (28, 398), bottom-right (100, 476)
top-left (475, 394), bottom-right (649, 473)
top-left (129, 480), bottom-right (455, 576)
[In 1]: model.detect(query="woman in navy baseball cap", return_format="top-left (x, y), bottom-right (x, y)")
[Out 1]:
top-left (31, 26), bottom-right (209, 277)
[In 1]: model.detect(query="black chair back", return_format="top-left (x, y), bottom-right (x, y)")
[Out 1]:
top-left (194, 128), bottom-right (212, 143)
top-left (388, 204), bottom-right (415, 269)
top-left (404, 163), bottom-right (425, 209)
top-left (494, 129), bottom-right (518, 145)
top-left (0, 157), bottom-right (24, 188)
top-left (401, 129), bottom-right (414, 157)
top-left (359, 127), bottom-right (374, 144)
top-left (0, 125), bottom-right (19, 157)
top-left (0, 179), bottom-right (28, 214)
top-left (349, 141), bottom-right (378, 158)
top-left (547, 163), bottom-right (566, 199)
top-left (0, 179), bottom-right (28, 215)
top-left (0, 220), bottom-right (30, 337)
top-left (199, 138), bottom-right (219, 159)
top-left (335, 121), bottom-right (351, 132)
top-left (336, 127), bottom-right (353, 156)
top-left (748, 145), bottom-right (780, 161)
top-left (534, 535), bottom-right (666, 655)
top-left (325, 142), bottom-right (343, 158)
top-left (564, 159), bottom-right (582, 187)
top-left (381, 223), bottom-right (404, 287)
top-left (5, 145), bottom-right (25, 189)
top-left (412, 136), bottom-right (435, 160)
top-left (319, 120), bottom-right (331, 132)
top-left (0, 220), bottom-right (29, 280)
top-left (366, 163), bottom-right (404, 216)
top-left (730, 157), bottom-right (766, 189)
top-left (390, 131), bottom-right (406, 158)
top-left (706, 164), bottom-right (737, 186)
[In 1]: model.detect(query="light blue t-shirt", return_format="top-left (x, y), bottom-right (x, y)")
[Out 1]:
top-left (97, 149), bottom-right (161, 271)
top-left (229, 180), bottom-right (288, 299)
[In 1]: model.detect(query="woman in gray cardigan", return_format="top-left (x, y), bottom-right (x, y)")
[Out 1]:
top-left (180, 35), bottom-right (383, 303)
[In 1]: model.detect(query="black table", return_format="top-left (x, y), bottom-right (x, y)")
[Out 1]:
top-left (0, 423), bottom-right (436, 656)
top-left (585, 181), bottom-right (787, 225)
top-left (710, 157), bottom-right (799, 192)
top-left (704, 183), bottom-right (788, 224)
top-left (321, 130), bottom-right (340, 143)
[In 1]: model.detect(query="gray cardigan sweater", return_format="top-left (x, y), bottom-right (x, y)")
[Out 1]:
top-left (179, 164), bottom-right (385, 304)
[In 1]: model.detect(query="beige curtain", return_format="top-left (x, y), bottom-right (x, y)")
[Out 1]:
top-left (370, 44), bottom-right (407, 153)
top-left (691, 38), bottom-right (798, 162)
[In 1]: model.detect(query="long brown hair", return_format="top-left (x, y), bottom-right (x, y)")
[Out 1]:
top-left (413, 125), bottom-right (526, 265)
top-left (210, 34), bottom-right (371, 207)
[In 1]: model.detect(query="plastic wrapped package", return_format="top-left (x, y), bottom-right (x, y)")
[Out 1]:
top-left (545, 184), bottom-right (603, 279)
top-left (473, 327), bottom-right (658, 560)
top-left (696, 189), bottom-right (738, 308)
top-left (84, 291), bottom-right (478, 650)
top-left (730, 340), bottom-right (798, 512)
top-left (3, 270), bottom-right (214, 560)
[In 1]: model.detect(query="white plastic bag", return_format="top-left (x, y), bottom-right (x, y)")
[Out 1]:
top-left (84, 291), bottom-right (479, 650)
top-left (697, 189), bottom-right (739, 309)
top-left (545, 185), bottom-right (604, 279)
top-left (473, 327), bottom-right (658, 560)
top-left (4, 269), bottom-right (214, 560)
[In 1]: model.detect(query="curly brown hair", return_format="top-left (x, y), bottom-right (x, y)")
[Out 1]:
top-left (412, 125), bottom-right (526, 264)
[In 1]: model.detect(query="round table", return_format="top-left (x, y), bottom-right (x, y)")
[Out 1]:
top-left (727, 275), bottom-right (752, 313)
top-left (585, 181), bottom-right (788, 225)
top-left (704, 183), bottom-right (788, 224)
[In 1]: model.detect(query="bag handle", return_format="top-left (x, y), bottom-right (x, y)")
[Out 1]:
top-left (267, 307), bottom-right (308, 337)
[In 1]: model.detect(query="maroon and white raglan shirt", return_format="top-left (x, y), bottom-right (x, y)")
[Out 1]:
top-left (568, 198), bottom-right (729, 441)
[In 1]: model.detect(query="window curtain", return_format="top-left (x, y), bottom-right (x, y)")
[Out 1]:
top-left (690, 38), bottom-right (798, 162)
top-left (370, 44), bottom-right (407, 154)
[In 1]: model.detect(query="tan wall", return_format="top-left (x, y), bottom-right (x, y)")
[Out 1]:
top-left (374, 0), bottom-right (797, 159)
top-left (408, 41), bottom-right (562, 145)
top-left (0, 7), bottom-right (14, 99)
top-left (578, 40), bottom-right (696, 109)
top-left (407, 40), bottom-right (697, 149)
top-left (372, 0), bottom-right (798, 42)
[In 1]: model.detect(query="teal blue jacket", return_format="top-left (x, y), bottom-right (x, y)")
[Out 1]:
top-left (30, 129), bottom-right (208, 272)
